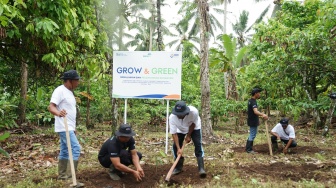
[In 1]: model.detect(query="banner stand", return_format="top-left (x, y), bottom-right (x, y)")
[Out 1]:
top-left (124, 98), bottom-right (127, 124)
top-left (165, 100), bottom-right (170, 154)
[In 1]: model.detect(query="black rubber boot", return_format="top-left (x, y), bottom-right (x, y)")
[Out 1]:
top-left (245, 140), bottom-right (252, 153)
top-left (197, 157), bottom-right (207, 178)
top-left (246, 140), bottom-right (257, 153)
top-left (172, 157), bottom-right (184, 175)
top-left (272, 142), bottom-right (278, 152)
top-left (66, 160), bottom-right (84, 187)
top-left (58, 159), bottom-right (68, 180)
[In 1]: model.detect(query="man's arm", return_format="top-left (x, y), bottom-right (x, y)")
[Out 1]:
top-left (185, 123), bottom-right (195, 143)
top-left (253, 108), bottom-right (268, 119)
top-left (270, 131), bottom-right (280, 140)
top-left (130, 150), bottom-right (144, 176)
top-left (110, 156), bottom-right (143, 181)
top-left (48, 103), bottom-right (66, 117)
top-left (283, 138), bottom-right (293, 154)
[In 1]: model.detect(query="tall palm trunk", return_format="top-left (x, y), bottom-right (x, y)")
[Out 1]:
top-left (197, 0), bottom-right (213, 139)
top-left (19, 59), bottom-right (28, 125)
top-left (156, 0), bottom-right (163, 51)
top-left (223, 0), bottom-right (228, 34)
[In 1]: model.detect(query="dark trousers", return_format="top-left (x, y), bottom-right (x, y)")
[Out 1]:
top-left (271, 136), bottom-right (297, 148)
top-left (98, 149), bottom-right (142, 168)
top-left (173, 129), bottom-right (204, 158)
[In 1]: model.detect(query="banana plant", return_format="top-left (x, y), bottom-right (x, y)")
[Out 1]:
top-left (210, 34), bottom-right (248, 100)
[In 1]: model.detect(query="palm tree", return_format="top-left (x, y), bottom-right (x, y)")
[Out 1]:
top-left (197, 0), bottom-right (213, 139)
top-left (166, 21), bottom-right (201, 53)
top-left (175, 0), bottom-right (224, 40)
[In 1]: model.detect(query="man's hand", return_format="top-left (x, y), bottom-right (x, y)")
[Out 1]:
top-left (185, 135), bottom-right (191, 143)
top-left (58, 109), bottom-right (67, 117)
top-left (283, 147), bottom-right (288, 154)
top-left (277, 136), bottom-right (281, 142)
top-left (177, 148), bottom-right (183, 156)
top-left (262, 114), bottom-right (268, 120)
top-left (137, 167), bottom-right (145, 178)
top-left (132, 170), bottom-right (143, 182)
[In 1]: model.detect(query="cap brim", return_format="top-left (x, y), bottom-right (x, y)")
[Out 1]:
top-left (172, 107), bottom-right (190, 116)
top-left (115, 131), bottom-right (135, 137)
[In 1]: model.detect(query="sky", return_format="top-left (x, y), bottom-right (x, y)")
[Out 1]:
top-left (161, 0), bottom-right (275, 50)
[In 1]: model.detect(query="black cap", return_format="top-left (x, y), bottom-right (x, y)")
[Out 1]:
top-left (61, 70), bottom-right (80, 80)
top-left (251, 88), bottom-right (263, 96)
top-left (280, 118), bottom-right (289, 125)
top-left (172, 101), bottom-right (190, 116)
top-left (115, 124), bottom-right (136, 137)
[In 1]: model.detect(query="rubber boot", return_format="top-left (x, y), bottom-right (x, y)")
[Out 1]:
top-left (251, 141), bottom-right (258, 153)
top-left (197, 157), bottom-right (207, 178)
top-left (172, 157), bottom-right (184, 175)
top-left (246, 140), bottom-right (257, 154)
top-left (66, 160), bottom-right (84, 187)
top-left (108, 164), bottom-right (121, 181)
top-left (272, 142), bottom-right (278, 152)
top-left (58, 159), bottom-right (69, 180)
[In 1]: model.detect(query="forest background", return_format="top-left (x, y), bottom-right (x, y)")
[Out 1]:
top-left (0, 0), bottom-right (336, 156)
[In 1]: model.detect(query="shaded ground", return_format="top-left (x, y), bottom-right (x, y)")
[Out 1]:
top-left (231, 143), bottom-right (327, 155)
top-left (78, 164), bottom-right (209, 188)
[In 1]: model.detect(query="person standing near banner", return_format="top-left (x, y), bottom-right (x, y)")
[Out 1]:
top-left (48, 70), bottom-right (83, 187)
top-left (169, 101), bottom-right (206, 178)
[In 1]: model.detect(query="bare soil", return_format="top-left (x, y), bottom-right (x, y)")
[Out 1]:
top-left (1, 125), bottom-right (336, 187)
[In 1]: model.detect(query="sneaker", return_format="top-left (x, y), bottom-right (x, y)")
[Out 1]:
top-left (108, 171), bottom-right (121, 180)
top-left (247, 150), bottom-right (258, 154)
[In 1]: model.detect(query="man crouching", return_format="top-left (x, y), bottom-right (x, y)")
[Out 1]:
top-left (98, 124), bottom-right (145, 181)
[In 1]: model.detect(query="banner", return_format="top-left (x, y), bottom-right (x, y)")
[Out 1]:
top-left (113, 51), bottom-right (182, 100)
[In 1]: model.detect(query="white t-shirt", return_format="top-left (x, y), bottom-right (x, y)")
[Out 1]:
top-left (169, 106), bottom-right (201, 134)
top-left (50, 85), bottom-right (77, 132)
top-left (271, 123), bottom-right (295, 140)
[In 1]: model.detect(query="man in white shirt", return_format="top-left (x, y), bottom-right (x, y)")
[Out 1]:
top-left (169, 101), bottom-right (206, 178)
top-left (270, 118), bottom-right (297, 154)
top-left (48, 70), bottom-right (83, 187)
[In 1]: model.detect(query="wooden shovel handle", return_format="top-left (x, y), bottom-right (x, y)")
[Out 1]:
top-left (165, 142), bottom-right (186, 181)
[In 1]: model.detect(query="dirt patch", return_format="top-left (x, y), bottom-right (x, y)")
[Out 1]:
top-left (236, 162), bottom-right (335, 182)
top-left (232, 143), bottom-right (327, 155)
top-left (77, 164), bottom-right (209, 188)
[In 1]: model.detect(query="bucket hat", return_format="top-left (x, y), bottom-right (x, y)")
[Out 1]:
top-left (61, 70), bottom-right (80, 80)
top-left (115, 124), bottom-right (136, 137)
top-left (172, 101), bottom-right (190, 116)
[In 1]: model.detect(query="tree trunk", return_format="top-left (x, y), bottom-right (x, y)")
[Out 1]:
top-left (322, 99), bottom-right (336, 136)
top-left (18, 60), bottom-right (28, 125)
top-left (156, 0), bottom-right (163, 51)
top-left (197, 0), bottom-right (213, 139)
top-left (149, 0), bottom-right (155, 51)
top-left (223, 0), bottom-right (227, 34)
top-left (86, 80), bottom-right (92, 128)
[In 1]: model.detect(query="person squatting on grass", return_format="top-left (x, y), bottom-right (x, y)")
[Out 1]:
top-left (98, 124), bottom-right (145, 181)
top-left (169, 101), bottom-right (207, 178)
top-left (270, 118), bottom-right (297, 154)
top-left (48, 69), bottom-right (84, 187)
top-left (245, 88), bottom-right (268, 154)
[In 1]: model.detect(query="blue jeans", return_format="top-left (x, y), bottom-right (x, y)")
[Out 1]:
top-left (58, 131), bottom-right (81, 160)
top-left (248, 126), bottom-right (258, 141)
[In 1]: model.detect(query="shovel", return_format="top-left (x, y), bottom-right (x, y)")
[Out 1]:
top-left (265, 120), bottom-right (273, 156)
top-left (64, 117), bottom-right (78, 187)
top-left (165, 141), bottom-right (187, 183)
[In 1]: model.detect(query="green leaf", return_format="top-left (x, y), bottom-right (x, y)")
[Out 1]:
top-left (0, 132), bottom-right (10, 141)
top-left (0, 147), bottom-right (10, 158)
